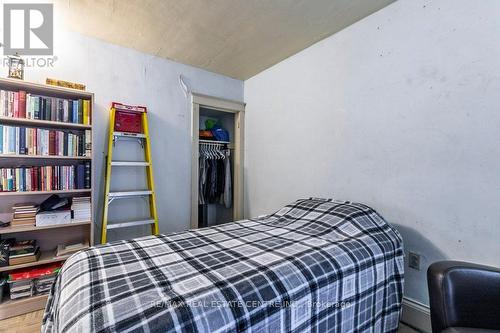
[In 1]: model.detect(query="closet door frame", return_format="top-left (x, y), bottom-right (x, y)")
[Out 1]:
top-left (191, 93), bottom-right (245, 229)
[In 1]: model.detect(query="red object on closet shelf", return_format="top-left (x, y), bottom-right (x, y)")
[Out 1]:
top-left (111, 102), bottom-right (146, 133)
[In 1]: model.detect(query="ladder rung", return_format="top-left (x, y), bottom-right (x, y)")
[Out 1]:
top-left (114, 131), bottom-right (146, 138)
top-left (111, 161), bottom-right (150, 167)
top-left (107, 219), bottom-right (155, 229)
top-left (108, 190), bottom-right (153, 198)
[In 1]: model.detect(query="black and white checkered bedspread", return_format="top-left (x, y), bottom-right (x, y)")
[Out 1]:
top-left (43, 198), bottom-right (404, 333)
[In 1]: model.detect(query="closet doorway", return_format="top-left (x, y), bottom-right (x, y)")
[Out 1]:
top-left (191, 93), bottom-right (245, 229)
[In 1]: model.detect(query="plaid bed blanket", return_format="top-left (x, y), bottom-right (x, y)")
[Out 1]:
top-left (42, 198), bottom-right (404, 333)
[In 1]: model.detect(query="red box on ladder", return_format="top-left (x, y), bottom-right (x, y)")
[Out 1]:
top-left (112, 102), bottom-right (147, 133)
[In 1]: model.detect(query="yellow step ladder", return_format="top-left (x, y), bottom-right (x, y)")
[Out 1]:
top-left (101, 103), bottom-right (159, 243)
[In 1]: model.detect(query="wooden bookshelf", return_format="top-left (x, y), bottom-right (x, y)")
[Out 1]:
top-left (0, 154), bottom-right (91, 160)
top-left (0, 294), bottom-right (48, 320)
top-left (0, 189), bottom-right (91, 197)
top-left (0, 221), bottom-right (91, 234)
top-left (0, 116), bottom-right (91, 130)
top-left (0, 251), bottom-right (71, 273)
top-left (0, 78), bottom-right (94, 319)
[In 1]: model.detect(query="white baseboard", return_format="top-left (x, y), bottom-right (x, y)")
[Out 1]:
top-left (401, 297), bottom-right (432, 333)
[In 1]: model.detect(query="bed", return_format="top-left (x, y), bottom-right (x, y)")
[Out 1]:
top-left (42, 198), bottom-right (404, 333)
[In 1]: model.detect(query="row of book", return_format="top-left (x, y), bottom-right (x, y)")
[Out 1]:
top-left (0, 90), bottom-right (91, 125)
top-left (0, 125), bottom-right (91, 157)
top-left (11, 203), bottom-right (39, 226)
top-left (0, 163), bottom-right (91, 192)
top-left (6, 263), bottom-right (62, 300)
top-left (72, 196), bottom-right (91, 222)
top-left (0, 239), bottom-right (40, 266)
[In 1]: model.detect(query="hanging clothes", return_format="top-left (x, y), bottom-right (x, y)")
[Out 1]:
top-left (199, 157), bottom-right (207, 205)
top-left (198, 143), bottom-right (231, 207)
top-left (223, 149), bottom-right (232, 208)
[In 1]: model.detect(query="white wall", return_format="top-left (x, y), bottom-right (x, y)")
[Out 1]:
top-left (5, 29), bottom-right (243, 241)
top-left (244, 0), bottom-right (500, 306)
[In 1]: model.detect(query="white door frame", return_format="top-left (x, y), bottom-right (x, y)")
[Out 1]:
top-left (191, 93), bottom-right (245, 229)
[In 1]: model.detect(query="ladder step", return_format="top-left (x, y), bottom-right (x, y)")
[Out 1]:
top-left (107, 219), bottom-right (155, 230)
top-left (108, 190), bottom-right (153, 198)
top-left (114, 131), bottom-right (146, 138)
top-left (111, 161), bottom-right (150, 167)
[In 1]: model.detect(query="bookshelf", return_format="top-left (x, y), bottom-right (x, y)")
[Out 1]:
top-left (0, 220), bottom-right (91, 235)
top-left (0, 116), bottom-right (91, 129)
top-left (0, 154), bottom-right (92, 160)
top-left (0, 189), bottom-right (91, 197)
top-left (0, 77), bottom-right (94, 319)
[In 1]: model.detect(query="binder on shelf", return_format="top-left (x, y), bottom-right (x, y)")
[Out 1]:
top-left (35, 210), bottom-right (71, 226)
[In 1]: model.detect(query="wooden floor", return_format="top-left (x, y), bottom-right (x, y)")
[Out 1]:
top-left (0, 310), bottom-right (420, 333)
top-left (0, 310), bottom-right (43, 333)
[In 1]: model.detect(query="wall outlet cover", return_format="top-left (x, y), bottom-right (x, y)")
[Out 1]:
top-left (409, 252), bottom-right (421, 270)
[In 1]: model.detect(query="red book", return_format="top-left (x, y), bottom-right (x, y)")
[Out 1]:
top-left (13, 92), bottom-right (19, 118)
top-left (18, 91), bottom-right (26, 118)
top-left (33, 167), bottom-right (38, 191)
top-left (49, 131), bottom-right (56, 155)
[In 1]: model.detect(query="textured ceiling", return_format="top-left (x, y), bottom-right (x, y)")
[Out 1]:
top-left (55, 0), bottom-right (395, 80)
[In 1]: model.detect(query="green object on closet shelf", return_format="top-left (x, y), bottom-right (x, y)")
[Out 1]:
top-left (205, 118), bottom-right (217, 129)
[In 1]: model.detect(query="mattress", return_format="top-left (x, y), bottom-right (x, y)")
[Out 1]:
top-left (42, 198), bottom-right (404, 332)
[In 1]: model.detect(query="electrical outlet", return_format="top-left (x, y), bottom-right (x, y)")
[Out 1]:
top-left (408, 252), bottom-right (421, 270)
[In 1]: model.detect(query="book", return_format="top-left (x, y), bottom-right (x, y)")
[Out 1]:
top-left (10, 247), bottom-right (37, 258)
top-left (8, 262), bottom-right (62, 281)
top-left (18, 90), bottom-right (26, 118)
top-left (13, 211), bottom-right (37, 218)
top-left (84, 130), bottom-right (91, 157)
top-left (84, 162), bottom-right (91, 189)
top-left (55, 240), bottom-right (89, 258)
top-left (12, 203), bottom-right (37, 210)
top-left (35, 210), bottom-right (71, 226)
top-left (10, 240), bottom-right (37, 252)
top-left (71, 196), bottom-right (90, 221)
top-left (13, 91), bottom-right (18, 117)
top-left (8, 247), bottom-right (40, 265)
top-left (11, 217), bottom-right (36, 226)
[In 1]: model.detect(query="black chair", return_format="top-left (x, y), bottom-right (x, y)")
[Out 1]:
top-left (427, 261), bottom-right (500, 333)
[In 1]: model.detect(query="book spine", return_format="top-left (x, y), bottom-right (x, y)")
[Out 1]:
top-left (78, 99), bottom-right (83, 124)
top-left (15, 127), bottom-right (19, 154)
top-left (41, 97), bottom-right (47, 120)
top-left (13, 92), bottom-right (19, 118)
top-left (9, 126), bottom-right (15, 154)
top-left (84, 161), bottom-right (91, 189)
top-left (46, 97), bottom-right (51, 121)
top-left (51, 97), bottom-right (56, 121)
top-left (68, 100), bottom-right (73, 123)
top-left (0, 91), bottom-right (4, 116)
top-left (34, 96), bottom-right (40, 119)
top-left (49, 130), bottom-right (55, 155)
top-left (18, 90), bottom-right (26, 118)
top-left (7, 92), bottom-right (13, 117)
top-left (19, 127), bottom-right (26, 154)
top-left (85, 130), bottom-right (92, 157)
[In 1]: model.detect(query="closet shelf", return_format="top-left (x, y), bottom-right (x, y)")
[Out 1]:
top-left (199, 139), bottom-right (231, 144)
